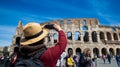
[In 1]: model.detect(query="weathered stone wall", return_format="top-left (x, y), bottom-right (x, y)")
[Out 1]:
top-left (42, 18), bottom-right (120, 57)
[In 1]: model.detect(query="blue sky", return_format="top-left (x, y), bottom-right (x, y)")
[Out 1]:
top-left (0, 0), bottom-right (120, 47)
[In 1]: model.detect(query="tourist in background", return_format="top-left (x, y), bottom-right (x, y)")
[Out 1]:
top-left (116, 53), bottom-right (120, 67)
top-left (102, 54), bottom-right (106, 64)
top-left (79, 48), bottom-right (94, 67)
top-left (107, 54), bottom-right (111, 64)
top-left (65, 48), bottom-right (75, 67)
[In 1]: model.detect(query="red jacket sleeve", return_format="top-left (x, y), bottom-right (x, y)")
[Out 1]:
top-left (49, 30), bottom-right (67, 62)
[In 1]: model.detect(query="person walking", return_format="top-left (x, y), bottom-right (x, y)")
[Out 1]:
top-left (107, 54), bottom-right (111, 64)
top-left (102, 54), bottom-right (106, 64)
top-left (116, 53), bottom-right (120, 67)
top-left (12, 22), bottom-right (67, 67)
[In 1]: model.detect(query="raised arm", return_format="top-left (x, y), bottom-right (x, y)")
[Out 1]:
top-left (49, 24), bottom-right (67, 62)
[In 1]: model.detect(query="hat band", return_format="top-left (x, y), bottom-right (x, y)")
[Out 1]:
top-left (25, 30), bottom-right (43, 40)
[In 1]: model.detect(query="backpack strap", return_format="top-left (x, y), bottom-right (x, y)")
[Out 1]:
top-left (32, 48), bottom-right (46, 59)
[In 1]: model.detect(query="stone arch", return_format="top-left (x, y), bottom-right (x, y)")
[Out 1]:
top-left (101, 48), bottom-right (108, 55)
top-left (106, 32), bottom-right (112, 40)
top-left (75, 48), bottom-right (82, 54)
top-left (53, 33), bottom-right (58, 43)
top-left (93, 48), bottom-right (99, 57)
top-left (113, 33), bottom-right (118, 40)
top-left (82, 20), bottom-right (86, 25)
top-left (82, 26), bottom-right (88, 30)
top-left (92, 31), bottom-right (97, 42)
top-left (109, 48), bottom-right (115, 56)
top-left (83, 32), bottom-right (89, 42)
top-left (100, 32), bottom-right (105, 41)
top-left (116, 48), bottom-right (120, 55)
top-left (74, 31), bottom-right (81, 41)
top-left (67, 31), bottom-right (72, 40)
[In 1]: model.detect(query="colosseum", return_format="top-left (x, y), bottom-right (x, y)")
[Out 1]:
top-left (12, 18), bottom-right (120, 58)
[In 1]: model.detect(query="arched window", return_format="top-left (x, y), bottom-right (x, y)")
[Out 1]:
top-left (76, 48), bottom-right (81, 54)
top-left (83, 20), bottom-right (86, 24)
top-left (74, 31), bottom-right (80, 41)
top-left (92, 31), bottom-right (97, 42)
top-left (109, 48), bottom-right (115, 56)
top-left (107, 32), bottom-right (112, 40)
top-left (53, 33), bottom-right (58, 43)
top-left (100, 32), bottom-right (105, 41)
top-left (67, 32), bottom-right (72, 40)
top-left (116, 48), bottom-right (120, 55)
top-left (113, 33), bottom-right (118, 40)
top-left (101, 48), bottom-right (108, 55)
top-left (93, 48), bottom-right (99, 57)
top-left (60, 21), bottom-right (64, 26)
top-left (83, 32), bottom-right (89, 42)
top-left (67, 20), bottom-right (71, 24)
top-left (82, 26), bottom-right (88, 30)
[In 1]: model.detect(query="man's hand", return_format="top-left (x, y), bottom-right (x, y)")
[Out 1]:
top-left (53, 24), bottom-right (62, 31)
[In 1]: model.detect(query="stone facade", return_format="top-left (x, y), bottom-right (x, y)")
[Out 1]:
top-left (12, 18), bottom-right (120, 58)
top-left (42, 18), bottom-right (120, 57)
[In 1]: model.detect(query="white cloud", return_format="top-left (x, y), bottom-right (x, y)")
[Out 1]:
top-left (0, 40), bottom-right (12, 47)
top-left (0, 25), bottom-right (16, 33)
top-left (0, 25), bottom-right (16, 47)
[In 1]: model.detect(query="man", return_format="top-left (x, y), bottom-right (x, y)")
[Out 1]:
top-left (13, 22), bottom-right (67, 67)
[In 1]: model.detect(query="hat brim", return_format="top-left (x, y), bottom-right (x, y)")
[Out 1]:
top-left (20, 28), bottom-right (49, 45)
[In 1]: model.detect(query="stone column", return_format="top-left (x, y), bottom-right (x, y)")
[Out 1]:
top-left (91, 48), bottom-right (94, 58)
top-left (88, 25), bottom-right (91, 31)
top-left (114, 48), bottom-right (116, 55)
top-left (50, 32), bottom-right (54, 46)
top-left (64, 24), bottom-right (67, 31)
top-left (111, 33), bottom-right (114, 41)
top-left (97, 32), bottom-right (101, 42)
top-left (99, 48), bottom-right (102, 56)
top-left (80, 32), bottom-right (84, 43)
top-left (80, 25), bottom-right (83, 30)
top-left (117, 33), bottom-right (120, 41)
top-left (106, 47), bottom-right (109, 54)
top-left (89, 31), bottom-right (92, 43)
top-left (72, 32), bottom-right (75, 45)
top-left (104, 32), bottom-right (107, 41)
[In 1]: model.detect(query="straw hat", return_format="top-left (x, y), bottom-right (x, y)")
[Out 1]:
top-left (20, 22), bottom-right (49, 45)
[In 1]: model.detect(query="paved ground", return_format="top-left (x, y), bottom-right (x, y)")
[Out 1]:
top-left (95, 58), bottom-right (118, 67)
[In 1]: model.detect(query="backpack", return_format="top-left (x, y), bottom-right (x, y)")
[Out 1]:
top-left (13, 48), bottom-right (46, 67)
top-left (0, 48), bottom-right (46, 67)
